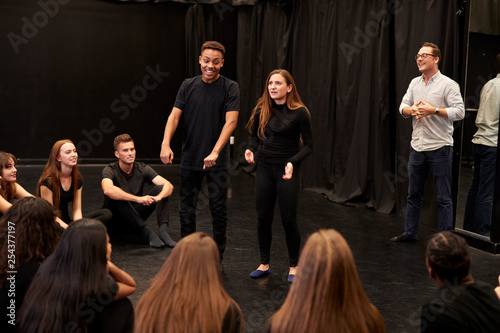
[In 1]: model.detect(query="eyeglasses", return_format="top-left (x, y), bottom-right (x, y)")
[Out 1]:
top-left (415, 53), bottom-right (436, 60)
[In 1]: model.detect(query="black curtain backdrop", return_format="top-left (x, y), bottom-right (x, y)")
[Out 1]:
top-left (0, 0), bottom-right (465, 215)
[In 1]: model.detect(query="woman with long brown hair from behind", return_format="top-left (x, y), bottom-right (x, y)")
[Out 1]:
top-left (135, 232), bottom-right (244, 333)
top-left (268, 229), bottom-right (385, 333)
top-left (18, 218), bottom-right (136, 333)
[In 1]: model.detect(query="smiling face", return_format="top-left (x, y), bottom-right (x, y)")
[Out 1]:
top-left (57, 142), bottom-right (78, 168)
top-left (268, 73), bottom-right (292, 105)
top-left (199, 48), bottom-right (224, 83)
top-left (1, 158), bottom-right (17, 183)
top-left (115, 141), bottom-right (136, 166)
top-left (416, 46), bottom-right (439, 75)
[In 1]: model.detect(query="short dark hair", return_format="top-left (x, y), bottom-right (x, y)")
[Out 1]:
top-left (201, 41), bottom-right (225, 57)
top-left (421, 42), bottom-right (441, 61)
top-left (426, 231), bottom-right (471, 285)
top-left (495, 53), bottom-right (500, 73)
top-left (113, 133), bottom-right (133, 151)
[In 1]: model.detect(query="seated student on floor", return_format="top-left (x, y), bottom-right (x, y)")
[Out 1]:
top-left (18, 218), bottom-right (136, 333)
top-left (101, 133), bottom-right (176, 248)
top-left (0, 197), bottom-right (62, 333)
top-left (267, 229), bottom-right (386, 333)
top-left (37, 140), bottom-right (112, 225)
top-left (421, 231), bottom-right (500, 332)
top-left (0, 152), bottom-right (34, 214)
top-left (135, 232), bottom-right (244, 333)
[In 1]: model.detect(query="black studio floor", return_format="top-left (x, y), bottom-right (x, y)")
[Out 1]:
top-left (15, 164), bottom-right (500, 333)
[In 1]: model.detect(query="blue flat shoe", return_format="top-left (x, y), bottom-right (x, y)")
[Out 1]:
top-left (249, 268), bottom-right (271, 278)
top-left (287, 274), bottom-right (295, 284)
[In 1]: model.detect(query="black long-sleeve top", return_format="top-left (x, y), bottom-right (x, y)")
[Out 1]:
top-left (248, 103), bottom-right (313, 165)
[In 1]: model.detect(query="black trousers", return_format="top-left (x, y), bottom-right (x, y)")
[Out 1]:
top-left (104, 185), bottom-right (169, 230)
top-left (179, 168), bottom-right (229, 256)
top-left (83, 208), bottom-right (113, 226)
top-left (255, 161), bottom-right (301, 267)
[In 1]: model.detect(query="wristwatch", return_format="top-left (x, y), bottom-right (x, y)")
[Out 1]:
top-left (435, 107), bottom-right (439, 115)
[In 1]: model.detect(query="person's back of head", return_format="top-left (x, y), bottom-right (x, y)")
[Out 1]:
top-left (135, 232), bottom-right (243, 333)
top-left (426, 231), bottom-right (471, 286)
top-left (18, 219), bottom-right (109, 333)
top-left (269, 229), bottom-right (385, 333)
top-left (0, 197), bottom-right (60, 286)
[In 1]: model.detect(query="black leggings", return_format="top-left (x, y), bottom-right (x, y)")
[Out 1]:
top-left (255, 161), bottom-right (301, 267)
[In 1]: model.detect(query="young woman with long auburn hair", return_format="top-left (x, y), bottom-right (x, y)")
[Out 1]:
top-left (0, 152), bottom-right (33, 214)
top-left (245, 69), bottom-right (313, 282)
top-left (135, 232), bottom-right (244, 333)
top-left (37, 139), bottom-right (111, 225)
top-left (268, 229), bottom-right (386, 333)
top-left (18, 218), bottom-right (136, 333)
top-left (0, 197), bottom-right (61, 333)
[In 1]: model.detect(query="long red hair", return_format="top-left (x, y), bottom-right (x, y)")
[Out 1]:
top-left (246, 69), bottom-right (308, 139)
top-left (36, 140), bottom-right (81, 212)
top-left (0, 152), bottom-right (18, 201)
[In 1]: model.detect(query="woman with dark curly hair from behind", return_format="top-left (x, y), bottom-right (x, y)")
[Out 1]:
top-left (0, 197), bottom-right (62, 333)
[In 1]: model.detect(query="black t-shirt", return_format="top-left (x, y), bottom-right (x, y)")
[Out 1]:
top-left (248, 103), bottom-right (313, 165)
top-left (421, 280), bottom-right (500, 332)
top-left (174, 75), bottom-right (240, 171)
top-left (40, 175), bottom-right (83, 222)
top-left (102, 162), bottom-right (158, 205)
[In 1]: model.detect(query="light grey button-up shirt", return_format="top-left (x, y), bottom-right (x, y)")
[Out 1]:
top-left (472, 74), bottom-right (500, 147)
top-left (400, 71), bottom-right (465, 152)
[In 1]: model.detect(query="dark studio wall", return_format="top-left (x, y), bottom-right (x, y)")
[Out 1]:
top-left (0, 0), bottom-right (467, 216)
top-left (0, 0), bottom-right (238, 162)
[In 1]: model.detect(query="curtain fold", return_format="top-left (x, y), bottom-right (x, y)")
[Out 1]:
top-left (236, 0), bottom-right (395, 213)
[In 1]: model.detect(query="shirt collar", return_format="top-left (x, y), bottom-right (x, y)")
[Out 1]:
top-left (420, 70), bottom-right (441, 83)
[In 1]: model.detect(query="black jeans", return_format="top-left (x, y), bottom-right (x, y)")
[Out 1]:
top-left (105, 185), bottom-right (169, 230)
top-left (180, 168), bottom-right (229, 256)
top-left (255, 161), bottom-right (301, 267)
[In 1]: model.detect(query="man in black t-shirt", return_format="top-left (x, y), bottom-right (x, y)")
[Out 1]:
top-left (102, 134), bottom-right (176, 248)
top-left (420, 231), bottom-right (500, 332)
top-left (160, 41), bottom-right (239, 259)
